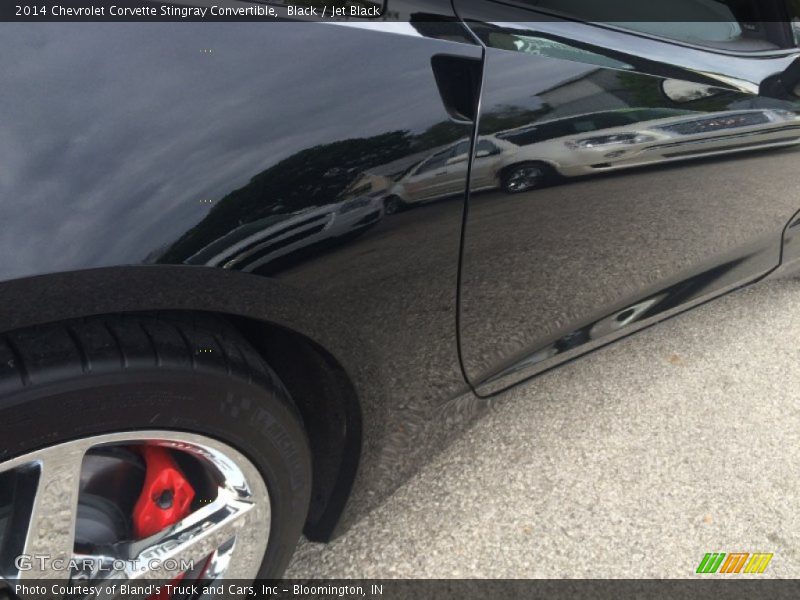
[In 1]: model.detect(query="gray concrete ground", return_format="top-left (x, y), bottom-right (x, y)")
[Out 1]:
top-left (286, 277), bottom-right (800, 578)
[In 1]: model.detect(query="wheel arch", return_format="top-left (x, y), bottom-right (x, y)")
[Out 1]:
top-left (0, 265), bottom-right (371, 541)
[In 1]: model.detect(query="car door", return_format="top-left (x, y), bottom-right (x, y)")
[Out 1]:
top-left (470, 138), bottom-right (505, 190)
top-left (438, 140), bottom-right (472, 196)
top-left (402, 146), bottom-right (456, 202)
top-left (456, 0), bottom-right (800, 393)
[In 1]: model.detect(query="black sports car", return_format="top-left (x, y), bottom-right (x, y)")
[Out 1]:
top-left (2, 0), bottom-right (800, 586)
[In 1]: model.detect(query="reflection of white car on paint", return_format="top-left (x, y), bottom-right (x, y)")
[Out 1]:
top-left (185, 194), bottom-right (383, 272)
top-left (384, 137), bottom-right (518, 211)
top-left (384, 107), bottom-right (800, 207)
top-left (499, 107), bottom-right (800, 177)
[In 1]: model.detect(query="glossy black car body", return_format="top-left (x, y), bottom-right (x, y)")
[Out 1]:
top-left (3, 0), bottom-right (800, 544)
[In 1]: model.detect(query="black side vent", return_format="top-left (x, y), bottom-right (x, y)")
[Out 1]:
top-left (430, 54), bottom-right (483, 123)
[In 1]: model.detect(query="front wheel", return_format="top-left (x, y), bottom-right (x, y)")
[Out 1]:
top-left (0, 314), bottom-right (312, 588)
top-left (501, 162), bottom-right (551, 193)
top-left (383, 195), bottom-right (406, 215)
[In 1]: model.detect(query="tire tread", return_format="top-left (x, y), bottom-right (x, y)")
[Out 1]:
top-left (0, 313), bottom-right (275, 394)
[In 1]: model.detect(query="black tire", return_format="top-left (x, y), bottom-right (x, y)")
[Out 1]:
top-left (383, 195), bottom-right (406, 215)
top-left (501, 161), bottom-right (551, 193)
top-left (0, 313), bottom-right (312, 577)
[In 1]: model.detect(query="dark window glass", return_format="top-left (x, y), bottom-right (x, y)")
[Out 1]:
top-left (416, 149), bottom-right (452, 174)
top-left (513, 0), bottom-right (797, 51)
top-left (476, 139), bottom-right (500, 154)
top-left (452, 141), bottom-right (471, 157)
top-left (498, 110), bottom-right (642, 145)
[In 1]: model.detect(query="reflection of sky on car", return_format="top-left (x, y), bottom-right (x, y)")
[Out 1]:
top-left (0, 24), bottom-right (461, 277)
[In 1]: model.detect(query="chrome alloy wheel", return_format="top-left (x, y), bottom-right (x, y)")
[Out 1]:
top-left (504, 165), bottom-right (544, 193)
top-left (0, 431), bottom-right (270, 589)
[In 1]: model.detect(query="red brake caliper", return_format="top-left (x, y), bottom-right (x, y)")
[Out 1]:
top-left (133, 446), bottom-right (195, 538)
top-left (133, 447), bottom-right (195, 600)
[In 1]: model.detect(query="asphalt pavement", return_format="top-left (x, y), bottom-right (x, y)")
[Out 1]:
top-left (285, 277), bottom-right (800, 578)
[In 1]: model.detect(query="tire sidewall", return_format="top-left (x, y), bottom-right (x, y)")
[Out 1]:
top-left (0, 368), bottom-right (311, 577)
